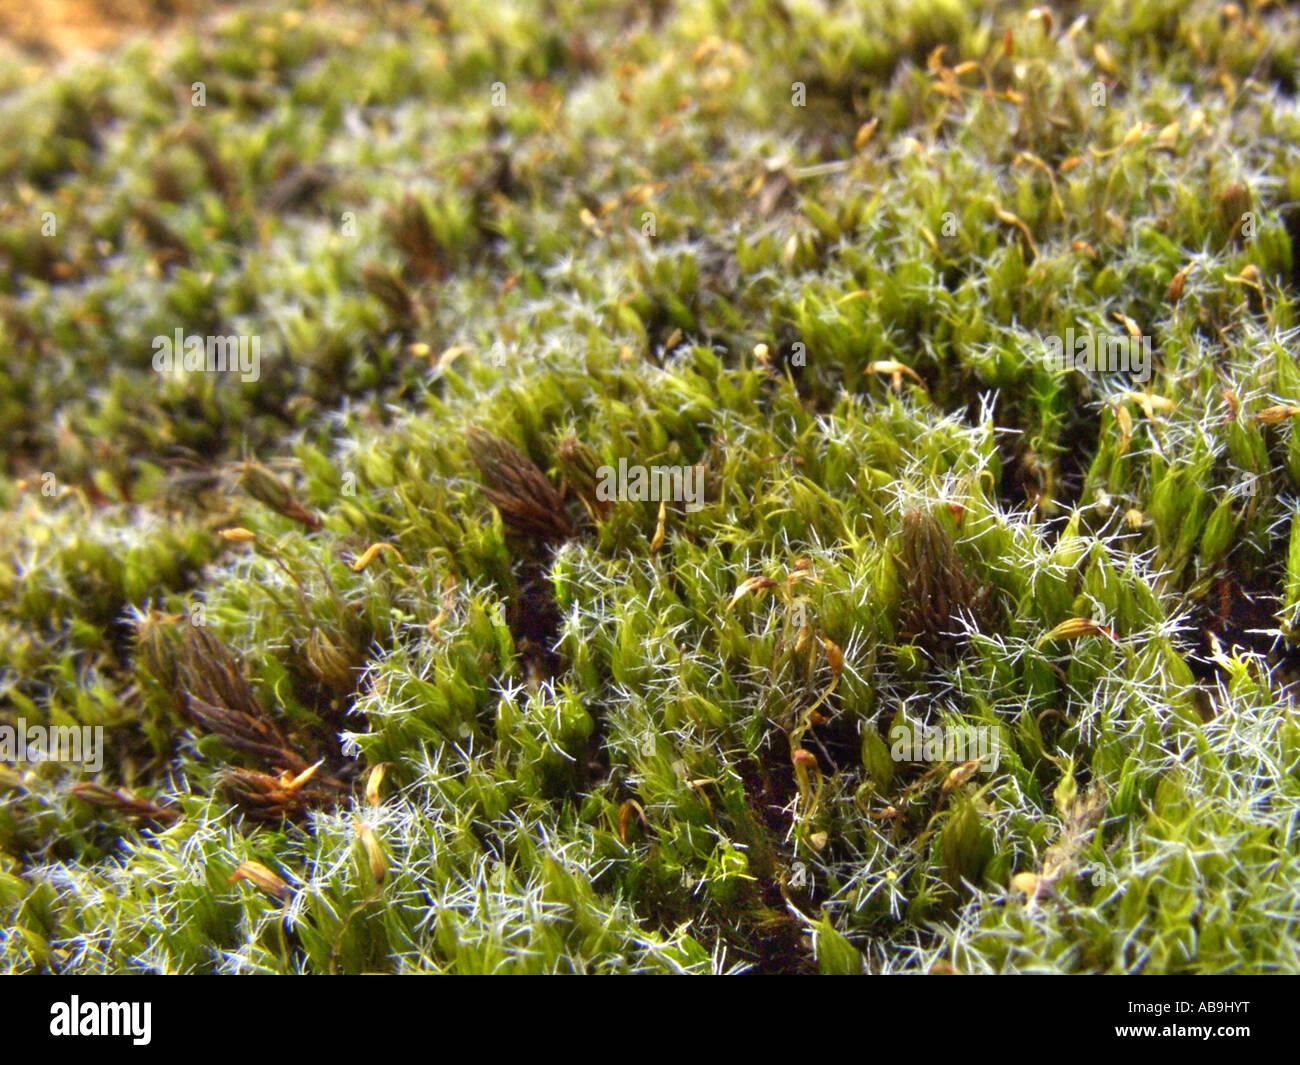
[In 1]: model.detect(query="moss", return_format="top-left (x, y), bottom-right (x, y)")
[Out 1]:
top-left (3, 0), bottom-right (1300, 973)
